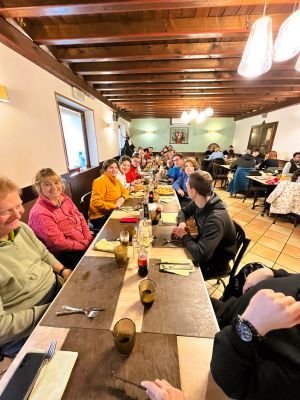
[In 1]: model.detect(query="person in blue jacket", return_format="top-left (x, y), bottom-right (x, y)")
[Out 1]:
top-left (173, 157), bottom-right (199, 207)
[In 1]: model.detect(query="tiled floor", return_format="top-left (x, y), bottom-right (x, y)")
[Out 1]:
top-left (206, 186), bottom-right (300, 298)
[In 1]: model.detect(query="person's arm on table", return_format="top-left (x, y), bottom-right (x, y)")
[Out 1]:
top-left (211, 289), bottom-right (300, 400)
top-left (141, 379), bottom-right (184, 400)
top-left (174, 215), bottom-right (224, 264)
top-left (243, 267), bottom-right (291, 293)
top-left (175, 202), bottom-right (195, 230)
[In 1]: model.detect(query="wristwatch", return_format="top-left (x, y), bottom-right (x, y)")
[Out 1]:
top-left (234, 315), bottom-right (264, 342)
top-left (58, 266), bottom-right (68, 277)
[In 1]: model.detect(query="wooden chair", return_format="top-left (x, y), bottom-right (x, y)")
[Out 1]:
top-left (211, 162), bottom-right (229, 188)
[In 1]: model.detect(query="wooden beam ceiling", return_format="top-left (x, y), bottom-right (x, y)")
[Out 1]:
top-left (0, 1), bottom-right (299, 119)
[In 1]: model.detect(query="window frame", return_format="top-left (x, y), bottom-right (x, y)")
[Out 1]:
top-left (57, 101), bottom-right (91, 173)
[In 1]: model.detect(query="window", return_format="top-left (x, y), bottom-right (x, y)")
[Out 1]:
top-left (58, 104), bottom-right (90, 171)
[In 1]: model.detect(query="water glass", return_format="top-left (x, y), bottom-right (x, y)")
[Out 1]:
top-left (112, 318), bottom-right (136, 356)
top-left (120, 230), bottom-right (129, 246)
top-left (139, 279), bottom-right (156, 306)
top-left (114, 244), bottom-right (128, 267)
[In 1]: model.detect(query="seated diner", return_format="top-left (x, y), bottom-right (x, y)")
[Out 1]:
top-left (29, 168), bottom-right (93, 268)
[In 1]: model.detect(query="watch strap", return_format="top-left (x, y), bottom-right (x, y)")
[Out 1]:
top-left (58, 266), bottom-right (67, 277)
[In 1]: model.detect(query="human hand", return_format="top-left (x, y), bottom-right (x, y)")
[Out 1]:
top-left (116, 197), bottom-right (125, 208)
top-left (178, 222), bottom-right (187, 230)
top-left (62, 268), bottom-right (72, 281)
top-left (141, 379), bottom-right (184, 400)
top-left (241, 289), bottom-right (300, 336)
top-left (243, 268), bottom-right (274, 294)
top-left (177, 189), bottom-right (185, 197)
top-left (172, 226), bottom-right (188, 239)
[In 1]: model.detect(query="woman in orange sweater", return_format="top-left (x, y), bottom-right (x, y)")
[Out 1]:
top-left (89, 159), bottom-right (129, 229)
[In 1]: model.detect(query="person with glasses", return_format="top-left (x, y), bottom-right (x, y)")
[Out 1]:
top-left (167, 153), bottom-right (184, 182)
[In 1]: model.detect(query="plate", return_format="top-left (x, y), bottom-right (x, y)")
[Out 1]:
top-left (155, 188), bottom-right (175, 196)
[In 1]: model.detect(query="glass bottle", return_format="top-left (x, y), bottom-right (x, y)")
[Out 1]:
top-left (138, 246), bottom-right (148, 277)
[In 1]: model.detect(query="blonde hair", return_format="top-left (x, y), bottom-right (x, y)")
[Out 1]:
top-left (0, 176), bottom-right (21, 200)
top-left (183, 157), bottom-right (199, 170)
top-left (33, 168), bottom-right (63, 195)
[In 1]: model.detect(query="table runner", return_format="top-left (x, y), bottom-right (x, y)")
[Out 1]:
top-left (41, 257), bottom-right (126, 330)
top-left (142, 262), bottom-right (217, 338)
top-left (61, 328), bottom-right (180, 399)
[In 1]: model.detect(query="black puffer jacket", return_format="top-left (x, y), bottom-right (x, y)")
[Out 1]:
top-left (230, 154), bottom-right (256, 170)
top-left (177, 193), bottom-right (236, 277)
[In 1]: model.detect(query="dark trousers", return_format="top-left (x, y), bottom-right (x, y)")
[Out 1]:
top-left (90, 212), bottom-right (111, 230)
top-left (55, 249), bottom-right (86, 269)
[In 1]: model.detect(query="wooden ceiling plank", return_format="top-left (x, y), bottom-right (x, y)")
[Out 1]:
top-left (29, 14), bottom-right (286, 46)
top-left (55, 42), bottom-right (246, 63)
top-left (0, 1), bottom-right (296, 18)
top-left (0, 16), bottom-right (130, 121)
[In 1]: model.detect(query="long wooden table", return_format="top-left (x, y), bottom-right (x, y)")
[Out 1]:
top-left (0, 190), bottom-right (227, 400)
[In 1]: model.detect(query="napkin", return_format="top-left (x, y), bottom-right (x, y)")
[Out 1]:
top-left (29, 351), bottom-right (78, 400)
top-left (159, 197), bottom-right (175, 203)
top-left (120, 217), bottom-right (139, 223)
top-left (162, 213), bottom-right (177, 224)
top-left (94, 239), bottom-right (120, 252)
top-left (159, 258), bottom-right (195, 277)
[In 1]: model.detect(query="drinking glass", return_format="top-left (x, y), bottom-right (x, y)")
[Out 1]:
top-left (112, 318), bottom-right (136, 356)
top-left (120, 230), bottom-right (129, 246)
top-left (114, 244), bottom-right (128, 267)
top-left (139, 279), bottom-right (156, 305)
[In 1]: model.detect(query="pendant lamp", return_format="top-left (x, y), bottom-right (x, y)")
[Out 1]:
top-left (238, 16), bottom-right (273, 78)
top-left (196, 111), bottom-right (206, 123)
top-left (189, 108), bottom-right (198, 121)
top-left (204, 107), bottom-right (214, 117)
top-left (273, 8), bottom-right (300, 62)
top-left (180, 110), bottom-right (190, 124)
top-left (295, 54), bottom-right (300, 72)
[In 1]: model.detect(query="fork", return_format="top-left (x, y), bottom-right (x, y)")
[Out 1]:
top-left (24, 340), bottom-right (57, 400)
top-left (56, 305), bottom-right (105, 318)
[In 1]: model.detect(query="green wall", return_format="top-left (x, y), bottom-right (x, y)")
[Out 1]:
top-left (130, 118), bottom-right (236, 152)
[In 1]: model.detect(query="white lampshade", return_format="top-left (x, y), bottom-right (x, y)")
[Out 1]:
top-left (196, 111), bottom-right (206, 123)
top-left (238, 16), bottom-right (273, 78)
top-left (296, 54), bottom-right (300, 71)
top-left (189, 108), bottom-right (198, 120)
top-left (204, 107), bottom-right (214, 117)
top-left (273, 9), bottom-right (300, 62)
top-left (180, 110), bottom-right (190, 123)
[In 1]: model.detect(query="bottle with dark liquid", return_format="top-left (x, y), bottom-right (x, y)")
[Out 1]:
top-left (143, 197), bottom-right (149, 219)
top-left (138, 246), bottom-right (148, 277)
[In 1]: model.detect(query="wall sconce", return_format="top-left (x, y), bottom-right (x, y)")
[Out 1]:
top-left (207, 129), bottom-right (222, 135)
top-left (0, 85), bottom-right (9, 103)
top-left (144, 129), bottom-right (156, 134)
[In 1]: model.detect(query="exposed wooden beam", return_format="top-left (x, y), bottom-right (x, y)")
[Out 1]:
top-left (85, 70), bottom-right (300, 84)
top-left (0, 1), bottom-right (296, 18)
top-left (55, 42), bottom-right (245, 63)
top-left (235, 97), bottom-right (300, 120)
top-left (94, 82), bottom-right (300, 90)
top-left (29, 14), bottom-right (286, 46)
top-left (0, 17), bottom-right (130, 121)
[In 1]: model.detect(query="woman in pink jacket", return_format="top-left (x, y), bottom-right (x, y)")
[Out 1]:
top-left (29, 168), bottom-right (93, 268)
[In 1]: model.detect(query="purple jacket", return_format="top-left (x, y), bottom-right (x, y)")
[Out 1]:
top-left (29, 193), bottom-right (93, 256)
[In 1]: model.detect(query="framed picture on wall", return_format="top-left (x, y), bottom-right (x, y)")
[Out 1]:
top-left (170, 127), bottom-right (189, 144)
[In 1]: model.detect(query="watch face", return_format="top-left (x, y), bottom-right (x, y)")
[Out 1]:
top-left (236, 320), bottom-right (253, 342)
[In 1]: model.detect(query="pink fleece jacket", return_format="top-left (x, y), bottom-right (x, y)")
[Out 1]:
top-left (28, 193), bottom-right (93, 256)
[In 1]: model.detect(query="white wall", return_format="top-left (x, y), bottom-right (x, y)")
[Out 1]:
top-left (0, 43), bottom-right (128, 187)
top-left (233, 104), bottom-right (300, 160)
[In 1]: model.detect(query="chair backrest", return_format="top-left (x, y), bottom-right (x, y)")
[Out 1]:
top-left (230, 220), bottom-right (251, 278)
top-left (80, 191), bottom-right (92, 221)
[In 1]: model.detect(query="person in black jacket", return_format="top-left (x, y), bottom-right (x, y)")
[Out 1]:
top-left (141, 268), bottom-right (300, 400)
top-left (172, 171), bottom-right (236, 278)
top-left (230, 152), bottom-right (256, 171)
top-left (258, 150), bottom-right (279, 170)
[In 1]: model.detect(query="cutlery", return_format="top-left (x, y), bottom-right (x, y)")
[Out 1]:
top-left (111, 371), bottom-right (146, 391)
top-left (24, 340), bottom-right (57, 400)
top-left (56, 306), bottom-right (105, 318)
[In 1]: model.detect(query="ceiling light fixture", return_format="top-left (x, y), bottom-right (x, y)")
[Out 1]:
top-left (273, 8), bottom-right (300, 62)
top-left (238, 11), bottom-right (273, 78)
